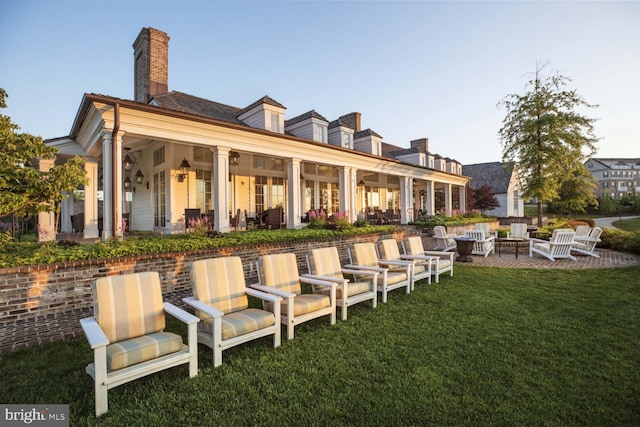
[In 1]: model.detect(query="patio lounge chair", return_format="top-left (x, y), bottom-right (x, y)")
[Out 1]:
top-left (377, 238), bottom-right (423, 289)
top-left (254, 253), bottom-right (336, 340)
top-left (183, 256), bottom-right (282, 367)
top-left (306, 246), bottom-right (378, 320)
top-left (433, 225), bottom-right (457, 252)
top-left (529, 229), bottom-right (577, 261)
top-left (506, 223), bottom-right (530, 239)
top-left (571, 226), bottom-right (602, 258)
top-left (401, 235), bottom-right (454, 283)
top-left (80, 271), bottom-right (199, 416)
top-left (463, 229), bottom-right (496, 257)
top-left (347, 242), bottom-right (412, 303)
top-left (574, 225), bottom-right (591, 242)
top-left (474, 222), bottom-right (498, 238)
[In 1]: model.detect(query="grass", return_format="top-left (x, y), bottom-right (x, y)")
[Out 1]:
top-left (614, 216), bottom-right (640, 232)
top-left (1, 265), bottom-right (639, 426)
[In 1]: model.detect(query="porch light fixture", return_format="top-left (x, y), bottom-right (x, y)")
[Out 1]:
top-left (123, 152), bottom-right (134, 170)
top-left (229, 151), bottom-right (241, 166)
top-left (176, 158), bottom-right (191, 182)
top-left (123, 176), bottom-right (132, 189)
top-left (358, 179), bottom-right (366, 187)
top-left (134, 169), bottom-right (144, 184)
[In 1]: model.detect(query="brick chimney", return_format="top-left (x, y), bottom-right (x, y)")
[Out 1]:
top-left (133, 27), bottom-right (170, 103)
top-left (410, 138), bottom-right (429, 153)
top-left (338, 112), bottom-right (361, 132)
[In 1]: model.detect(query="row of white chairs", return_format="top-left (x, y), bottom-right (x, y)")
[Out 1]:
top-left (80, 236), bottom-right (452, 416)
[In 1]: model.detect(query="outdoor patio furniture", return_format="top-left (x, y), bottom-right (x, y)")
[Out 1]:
top-left (463, 229), bottom-right (495, 257)
top-left (529, 229), bottom-right (577, 261)
top-left (306, 246), bottom-right (377, 321)
top-left (253, 253), bottom-right (336, 340)
top-left (571, 226), bottom-right (602, 258)
top-left (453, 236), bottom-right (477, 262)
top-left (80, 271), bottom-right (199, 416)
top-left (433, 225), bottom-right (457, 252)
top-left (347, 242), bottom-right (411, 303)
top-left (377, 238), bottom-right (422, 290)
top-left (495, 237), bottom-right (525, 259)
top-left (183, 256), bottom-right (282, 367)
top-left (474, 222), bottom-right (498, 238)
top-left (401, 235), bottom-right (454, 283)
top-left (506, 223), bottom-right (530, 239)
top-left (574, 225), bottom-right (591, 241)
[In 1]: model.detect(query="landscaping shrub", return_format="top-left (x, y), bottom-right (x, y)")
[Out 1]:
top-left (599, 229), bottom-right (640, 254)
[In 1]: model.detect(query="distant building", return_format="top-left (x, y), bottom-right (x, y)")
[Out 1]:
top-left (462, 162), bottom-right (524, 218)
top-left (585, 158), bottom-right (640, 200)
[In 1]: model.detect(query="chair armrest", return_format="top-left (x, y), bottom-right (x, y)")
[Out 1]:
top-left (379, 259), bottom-right (412, 267)
top-left (485, 236), bottom-right (496, 242)
top-left (300, 274), bottom-right (338, 288)
top-left (400, 254), bottom-right (436, 261)
top-left (182, 297), bottom-right (223, 318)
top-left (80, 317), bottom-right (109, 349)
top-left (528, 238), bottom-right (548, 245)
top-left (303, 274), bottom-right (349, 285)
top-left (341, 268), bottom-right (378, 278)
top-left (164, 302), bottom-right (200, 325)
top-left (344, 264), bottom-right (387, 273)
top-left (249, 283), bottom-right (296, 299)
top-left (245, 287), bottom-right (283, 303)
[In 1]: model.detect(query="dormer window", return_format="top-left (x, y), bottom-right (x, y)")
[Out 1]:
top-left (270, 113), bottom-right (281, 133)
top-left (342, 133), bottom-right (352, 149)
top-left (313, 123), bottom-right (327, 143)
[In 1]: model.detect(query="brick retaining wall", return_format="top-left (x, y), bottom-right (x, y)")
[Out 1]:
top-left (0, 228), bottom-right (421, 353)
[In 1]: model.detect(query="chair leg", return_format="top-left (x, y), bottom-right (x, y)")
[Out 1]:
top-left (93, 346), bottom-right (108, 417)
top-left (213, 317), bottom-right (223, 367)
top-left (341, 305), bottom-right (348, 321)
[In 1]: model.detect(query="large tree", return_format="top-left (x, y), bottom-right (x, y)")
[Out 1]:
top-left (0, 89), bottom-right (86, 238)
top-left (497, 63), bottom-right (599, 226)
top-left (550, 151), bottom-right (598, 218)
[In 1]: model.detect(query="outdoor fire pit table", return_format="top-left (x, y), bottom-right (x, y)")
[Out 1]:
top-left (453, 237), bottom-right (476, 262)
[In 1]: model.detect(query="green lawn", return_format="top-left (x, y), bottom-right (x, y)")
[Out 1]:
top-left (1, 265), bottom-right (639, 426)
top-left (613, 216), bottom-right (640, 232)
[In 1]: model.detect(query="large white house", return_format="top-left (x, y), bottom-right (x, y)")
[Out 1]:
top-left (41, 27), bottom-right (469, 241)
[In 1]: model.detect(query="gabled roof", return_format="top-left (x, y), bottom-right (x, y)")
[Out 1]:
top-left (236, 95), bottom-right (286, 116)
top-left (354, 129), bottom-right (383, 139)
top-left (463, 162), bottom-right (515, 194)
top-left (152, 91), bottom-right (246, 125)
top-left (285, 110), bottom-right (329, 127)
top-left (328, 117), bottom-right (354, 130)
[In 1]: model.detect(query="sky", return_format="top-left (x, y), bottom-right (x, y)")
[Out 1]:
top-left (1, 0), bottom-right (638, 165)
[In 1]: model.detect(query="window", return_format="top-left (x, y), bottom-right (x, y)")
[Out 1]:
top-left (313, 123), bottom-right (326, 143)
top-left (153, 171), bottom-right (166, 228)
top-left (304, 180), bottom-right (315, 213)
top-left (271, 177), bottom-right (285, 209)
top-left (153, 146), bottom-right (165, 167)
top-left (342, 133), bottom-right (352, 149)
top-left (270, 113), bottom-right (281, 133)
top-left (255, 175), bottom-right (267, 213)
top-left (193, 147), bottom-right (212, 164)
top-left (195, 169), bottom-right (212, 212)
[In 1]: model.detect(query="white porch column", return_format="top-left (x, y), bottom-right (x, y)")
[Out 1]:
top-left (349, 168), bottom-right (358, 223)
top-left (113, 131), bottom-right (124, 238)
top-left (101, 133), bottom-right (113, 240)
top-left (213, 147), bottom-right (231, 232)
top-left (338, 167), bottom-right (354, 221)
top-left (400, 176), bottom-right (413, 224)
top-left (84, 158), bottom-right (100, 239)
top-left (459, 185), bottom-right (466, 213)
top-left (37, 158), bottom-right (56, 242)
top-left (287, 158), bottom-right (302, 229)
top-left (444, 183), bottom-right (452, 217)
top-left (426, 180), bottom-right (435, 215)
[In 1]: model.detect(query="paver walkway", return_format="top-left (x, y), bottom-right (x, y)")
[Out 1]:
top-left (422, 238), bottom-right (639, 269)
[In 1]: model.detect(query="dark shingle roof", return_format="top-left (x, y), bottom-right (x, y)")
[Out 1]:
top-left (236, 95), bottom-right (286, 116)
top-left (354, 129), bottom-right (383, 139)
top-left (462, 162), bottom-right (515, 194)
top-left (328, 117), bottom-right (353, 130)
top-left (285, 110), bottom-right (328, 127)
top-left (152, 91), bottom-right (246, 125)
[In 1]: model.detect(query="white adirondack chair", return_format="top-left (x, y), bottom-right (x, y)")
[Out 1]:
top-left (506, 223), bottom-right (530, 239)
top-left (529, 229), bottom-right (577, 261)
top-left (433, 226), bottom-right (457, 252)
top-left (572, 226), bottom-right (602, 258)
top-left (463, 229), bottom-right (495, 257)
top-left (401, 235), bottom-right (454, 284)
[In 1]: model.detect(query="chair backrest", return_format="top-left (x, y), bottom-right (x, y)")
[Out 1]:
top-left (551, 228), bottom-right (574, 240)
top-left (464, 229), bottom-right (486, 241)
top-left (585, 227), bottom-right (603, 250)
top-left (93, 271), bottom-right (165, 343)
top-left (510, 223), bottom-right (528, 239)
top-left (307, 247), bottom-right (344, 280)
top-left (575, 225), bottom-right (591, 238)
top-left (402, 236), bottom-right (425, 256)
top-left (549, 231), bottom-right (575, 256)
top-left (377, 239), bottom-right (402, 261)
top-left (258, 253), bottom-right (301, 294)
top-left (349, 242), bottom-right (380, 268)
top-left (191, 257), bottom-right (249, 317)
top-left (474, 223), bottom-right (491, 234)
top-left (433, 226), bottom-right (447, 239)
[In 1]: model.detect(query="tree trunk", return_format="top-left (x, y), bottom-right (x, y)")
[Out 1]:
top-left (537, 201), bottom-right (543, 227)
